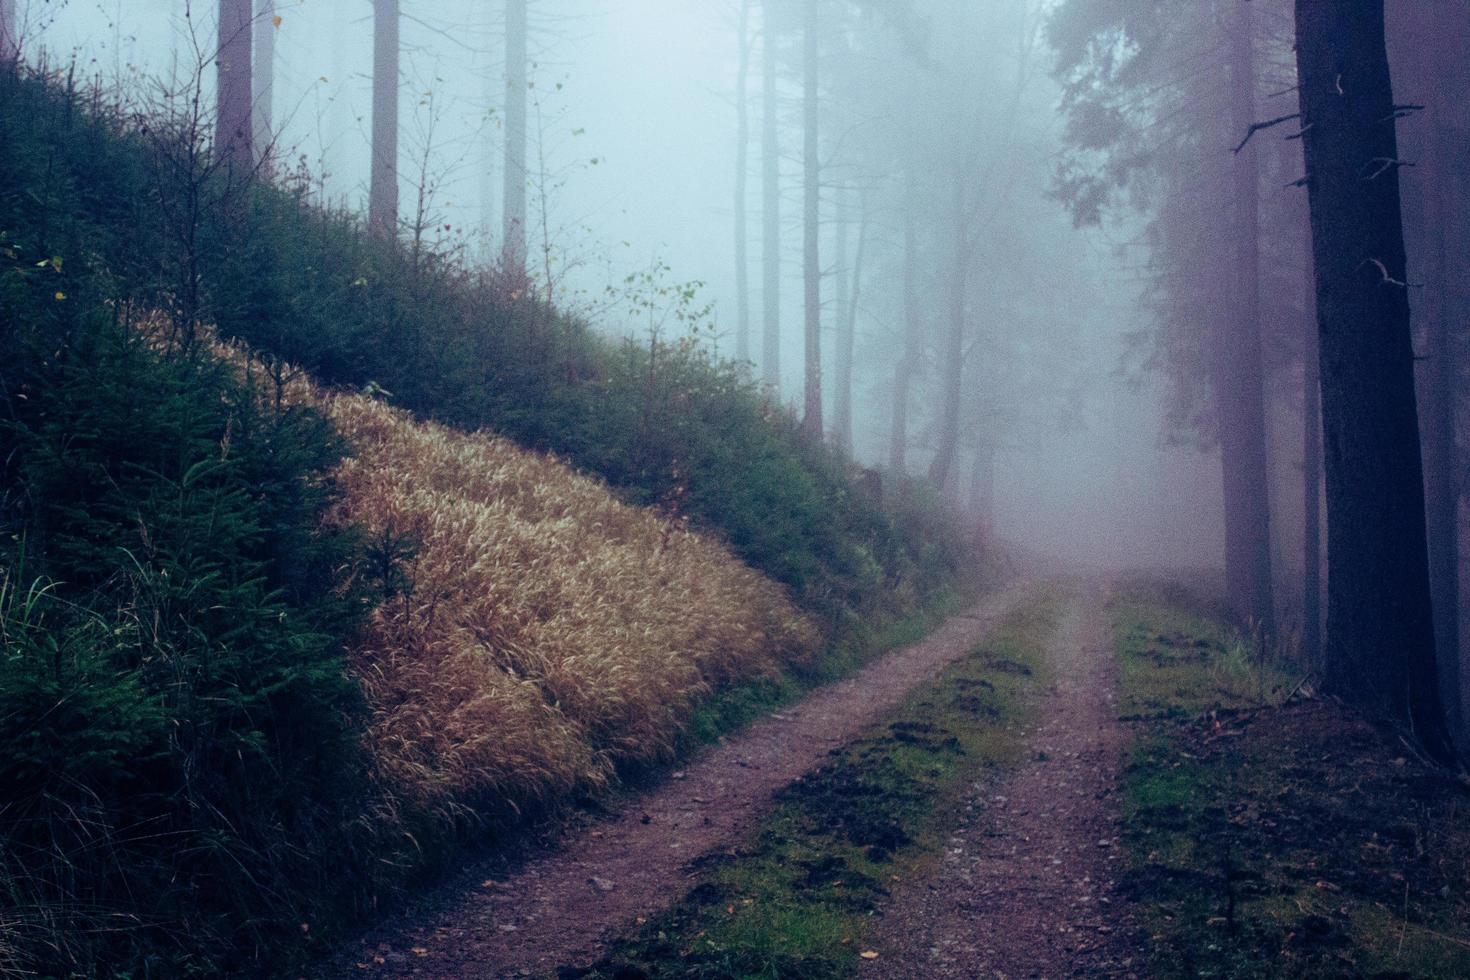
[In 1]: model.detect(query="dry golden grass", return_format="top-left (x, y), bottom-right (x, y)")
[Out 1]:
top-left (214, 338), bottom-right (819, 828)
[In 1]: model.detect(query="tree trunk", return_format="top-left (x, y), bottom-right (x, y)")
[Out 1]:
top-left (216, 0), bottom-right (253, 169)
top-left (928, 174), bottom-right (966, 492)
top-left (1293, 0), bottom-right (1452, 758)
top-left (1404, 2), bottom-right (1462, 736)
top-left (734, 0), bottom-right (753, 364)
top-left (1, 0), bottom-right (20, 65)
top-left (252, 0), bottom-right (275, 170)
top-left (834, 187), bottom-right (868, 457)
top-left (479, 2), bottom-right (498, 263)
top-left (1302, 226), bottom-right (1323, 670)
top-left (889, 167), bottom-right (919, 475)
top-left (968, 443), bottom-right (996, 539)
top-left (799, 0), bottom-right (822, 441)
top-left (1219, 0), bottom-right (1275, 637)
top-left (761, 5), bottom-right (781, 392)
top-left (502, 0), bottom-right (528, 275)
top-left (368, 0), bottom-right (399, 238)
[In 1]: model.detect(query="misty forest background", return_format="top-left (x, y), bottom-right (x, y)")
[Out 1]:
top-left (0, 0), bottom-right (1468, 976)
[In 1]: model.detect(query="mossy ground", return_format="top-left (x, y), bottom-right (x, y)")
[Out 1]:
top-left (1111, 583), bottom-right (1470, 979)
top-left (565, 587), bottom-right (1064, 979)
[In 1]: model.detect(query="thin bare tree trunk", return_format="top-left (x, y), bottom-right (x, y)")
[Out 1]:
top-left (0, 0), bottom-right (20, 65)
top-left (734, 0), bottom-right (753, 364)
top-left (761, 3), bottom-right (781, 391)
top-left (502, 0), bottom-right (528, 275)
top-left (216, 0), bottom-right (254, 169)
top-left (889, 166), bottom-right (918, 475)
top-left (1219, 0), bottom-right (1275, 637)
top-left (834, 186), bottom-right (868, 456)
top-left (1294, 0), bottom-right (1452, 759)
top-left (253, 0), bottom-right (275, 170)
top-left (799, 0), bottom-right (822, 440)
top-left (368, 0), bottom-right (399, 238)
top-left (928, 174), bottom-right (966, 492)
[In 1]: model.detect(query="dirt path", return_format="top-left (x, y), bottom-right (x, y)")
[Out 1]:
top-left (326, 586), bottom-right (1033, 979)
top-left (860, 583), bottom-right (1143, 979)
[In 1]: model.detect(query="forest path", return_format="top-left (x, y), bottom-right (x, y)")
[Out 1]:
top-left (859, 581), bottom-right (1144, 978)
top-left (326, 584), bottom-right (1036, 979)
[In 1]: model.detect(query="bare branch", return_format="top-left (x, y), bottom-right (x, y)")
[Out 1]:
top-left (1232, 112), bottom-right (1300, 154)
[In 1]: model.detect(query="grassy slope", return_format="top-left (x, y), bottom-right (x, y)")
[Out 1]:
top-left (1110, 583), bottom-right (1470, 979)
top-left (573, 587), bottom-right (1062, 980)
top-left (0, 65), bottom-right (985, 977)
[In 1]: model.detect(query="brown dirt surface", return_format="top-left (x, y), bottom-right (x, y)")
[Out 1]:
top-left (858, 583), bottom-right (1144, 979)
top-left (322, 585), bottom-right (1033, 979)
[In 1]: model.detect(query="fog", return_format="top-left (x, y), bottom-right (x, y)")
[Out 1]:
top-left (22, 0), bottom-right (1229, 572)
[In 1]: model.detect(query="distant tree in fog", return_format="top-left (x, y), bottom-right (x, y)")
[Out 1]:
top-left (761, 0), bottom-right (783, 392)
top-left (252, 0), bottom-right (275, 170)
top-left (1050, 0), bottom-right (1279, 636)
top-left (216, 0), bottom-right (253, 167)
top-left (1294, 0), bottom-right (1453, 759)
top-left (733, 0), bottom-right (754, 365)
top-left (800, 0), bottom-right (823, 441)
top-left (502, 0), bottom-right (528, 278)
top-left (369, 0), bottom-right (399, 237)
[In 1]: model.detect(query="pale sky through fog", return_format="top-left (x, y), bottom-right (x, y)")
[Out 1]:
top-left (18, 0), bottom-right (1229, 572)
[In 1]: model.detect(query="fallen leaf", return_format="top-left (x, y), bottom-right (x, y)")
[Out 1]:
top-left (860, 951), bottom-right (880, 960)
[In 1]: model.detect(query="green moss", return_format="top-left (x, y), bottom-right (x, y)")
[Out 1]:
top-left (1111, 584), bottom-right (1470, 980)
top-left (569, 588), bottom-right (1064, 979)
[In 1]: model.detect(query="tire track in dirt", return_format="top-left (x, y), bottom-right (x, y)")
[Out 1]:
top-left (859, 581), bottom-right (1144, 979)
top-left (325, 584), bottom-right (1034, 979)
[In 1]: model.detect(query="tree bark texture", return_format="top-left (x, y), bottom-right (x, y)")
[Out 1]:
top-left (1218, 0), bottom-right (1276, 637)
top-left (1294, 0), bottom-right (1452, 757)
top-left (800, 0), bottom-right (822, 441)
top-left (216, 0), bottom-right (254, 169)
top-left (368, 0), bottom-right (399, 238)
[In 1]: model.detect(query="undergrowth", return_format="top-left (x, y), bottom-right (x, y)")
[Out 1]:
top-left (570, 588), bottom-right (1061, 979)
top-left (1111, 584), bottom-right (1470, 979)
top-left (0, 61), bottom-right (984, 978)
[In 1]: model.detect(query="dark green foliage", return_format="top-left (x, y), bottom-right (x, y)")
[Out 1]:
top-left (0, 63), bottom-right (976, 976)
top-left (0, 66), bottom-right (971, 637)
top-left (1, 224), bottom-right (369, 975)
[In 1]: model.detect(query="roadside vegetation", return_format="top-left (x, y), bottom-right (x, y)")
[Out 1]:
top-left (572, 589), bottom-right (1062, 979)
top-left (0, 66), bottom-right (982, 978)
top-left (1111, 582), bottom-right (1470, 979)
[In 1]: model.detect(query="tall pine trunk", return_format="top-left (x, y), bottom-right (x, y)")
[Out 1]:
top-left (252, 0), bottom-right (275, 169)
top-left (1302, 225), bottom-right (1323, 669)
top-left (1294, 0), bottom-right (1452, 759)
top-left (216, 0), bottom-right (253, 169)
top-left (502, 0), bottom-right (528, 276)
top-left (889, 167), bottom-right (919, 475)
top-left (1219, 0), bottom-right (1275, 637)
top-left (1405, 3), bottom-right (1462, 735)
top-left (799, 0), bottom-right (822, 441)
top-left (368, 0), bottom-right (399, 238)
top-left (834, 187), bottom-right (867, 457)
top-left (761, 6), bottom-right (781, 392)
top-left (733, 0), bottom-right (753, 364)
